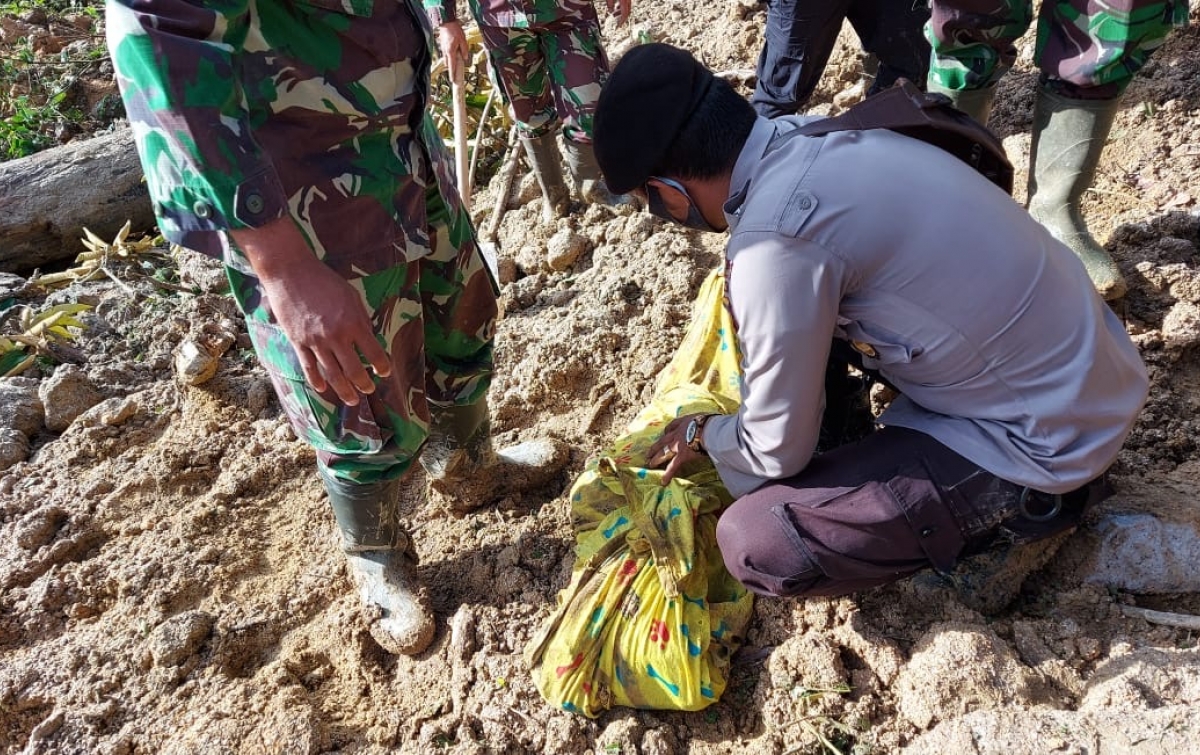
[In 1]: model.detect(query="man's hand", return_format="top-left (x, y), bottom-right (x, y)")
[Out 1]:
top-left (646, 412), bottom-right (708, 486)
top-left (436, 21), bottom-right (470, 82)
top-left (230, 217), bottom-right (391, 406)
top-left (605, 0), bottom-right (631, 26)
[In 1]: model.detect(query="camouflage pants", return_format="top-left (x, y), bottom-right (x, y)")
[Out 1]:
top-left (926, 0), bottom-right (1189, 98)
top-left (479, 7), bottom-right (609, 143)
top-left (227, 188), bottom-right (497, 485)
top-left (220, 0), bottom-right (497, 485)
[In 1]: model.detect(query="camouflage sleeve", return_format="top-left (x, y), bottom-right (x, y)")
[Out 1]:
top-left (423, 0), bottom-right (459, 26)
top-left (105, 0), bottom-right (288, 248)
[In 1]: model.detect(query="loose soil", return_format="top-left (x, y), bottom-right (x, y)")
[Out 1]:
top-left (3, 3), bottom-right (1200, 754)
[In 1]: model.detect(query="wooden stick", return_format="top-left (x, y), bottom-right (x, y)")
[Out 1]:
top-left (468, 84), bottom-right (499, 194)
top-left (451, 64), bottom-right (472, 210)
top-left (1120, 604), bottom-right (1200, 630)
top-left (482, 126), bottom-right (521, 243)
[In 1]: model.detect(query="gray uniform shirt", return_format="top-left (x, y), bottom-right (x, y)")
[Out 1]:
top-left (703, 116), bottom-right (1149, 498)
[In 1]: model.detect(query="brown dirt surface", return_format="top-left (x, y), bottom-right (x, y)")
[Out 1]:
top-left (3, 3), bottom-right (1200, 754)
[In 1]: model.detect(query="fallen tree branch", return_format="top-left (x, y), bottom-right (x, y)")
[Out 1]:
top-left (482, 125), bottom-right (522, 243)
top-left (1120, 604), bottom-right (1200, 630)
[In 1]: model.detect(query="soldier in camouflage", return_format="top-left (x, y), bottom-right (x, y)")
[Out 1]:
top-left (106, 0), bottom-right (569, 657)
top-left (926, 0), bottom-right (1190, 301)
top-left (426, 0), bottom-right (635, 221)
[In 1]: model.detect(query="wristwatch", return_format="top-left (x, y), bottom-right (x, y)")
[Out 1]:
top-left (684, 414), bottom-right (712, 454)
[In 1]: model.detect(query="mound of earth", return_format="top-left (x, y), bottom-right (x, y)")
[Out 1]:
top-left (2, 3), bottom-right (1200, 754)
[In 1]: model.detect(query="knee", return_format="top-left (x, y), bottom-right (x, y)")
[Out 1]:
top-left (716, 496), bottom-right (823, 598)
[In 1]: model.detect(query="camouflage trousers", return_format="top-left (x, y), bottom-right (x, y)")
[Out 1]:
top-left (926, 0), bottom-right (1190, 98)
top-left (479, 6), bottom-right (610, 143)
top-left (227, 175), bottom-right (498, 486)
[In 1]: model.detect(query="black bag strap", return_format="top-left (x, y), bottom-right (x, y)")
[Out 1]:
top-left (794, 79), bottom-right (1014, 195)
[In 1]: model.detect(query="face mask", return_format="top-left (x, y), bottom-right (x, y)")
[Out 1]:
top-left (645, 176), bottom-right (722, 233)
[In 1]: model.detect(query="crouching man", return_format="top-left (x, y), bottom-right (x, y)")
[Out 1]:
top-left (592, 43), bottom-right (1148, 606)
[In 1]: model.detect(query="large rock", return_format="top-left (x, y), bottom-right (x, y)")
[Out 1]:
top-left (0, 377), bottom-right (44, 436)
top-left (39, 364), bottom-right (103, 433)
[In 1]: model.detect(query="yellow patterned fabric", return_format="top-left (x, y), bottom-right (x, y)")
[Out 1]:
top-left (525, 270), bottom-right (754, 717)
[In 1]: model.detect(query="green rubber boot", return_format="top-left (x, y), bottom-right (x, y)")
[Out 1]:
top-left (1027, 88), bottom-right (1126, 301)
top-left (520, 132), bottom-right (570, 223)
top-left (927, 81), bottom-right (997, 126)
top-left (562, 138), bottom-right (639, 208)
top-left (420, 399), bottom-right (570, 513)
top-left (318, 470), bottom-right (435, 655)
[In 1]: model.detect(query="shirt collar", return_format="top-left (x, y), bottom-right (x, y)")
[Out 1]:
top-left (723, 116), bottom-right (777, 232)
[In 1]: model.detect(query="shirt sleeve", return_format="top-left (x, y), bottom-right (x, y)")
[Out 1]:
top-left (423, 0), bottom-right (458, 25)
top-left (105, 0), bottom-right (288, 245)
top-left (702, 233), bottom-right (846, 497)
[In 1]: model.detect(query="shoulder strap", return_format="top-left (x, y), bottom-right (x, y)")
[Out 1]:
top-left (795, 79), bottom-right (1014, 195)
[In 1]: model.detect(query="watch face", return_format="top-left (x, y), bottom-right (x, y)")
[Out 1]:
top-left (685, 419), bottom-right (698, 446)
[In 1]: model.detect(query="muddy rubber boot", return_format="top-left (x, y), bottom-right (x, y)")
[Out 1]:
top-left (1027, 89), bottom-right (1126, 301)
top-left (561, 138), bottom-right (639, 208)
top-left (941, 529), bottom-right (1075, 614)
top-left (420, 399), bottom-right (570, 513)
top-left (318, 470), bottom-right (435, 655)
top-left (520, 132), bottom-right (570, 223)
top-left (927, 81), bottom-right (997, 126)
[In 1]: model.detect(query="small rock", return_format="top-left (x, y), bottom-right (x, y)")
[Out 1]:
top-left (1161, 300), bottom-right (1200, 349)
top-left (496, 256), bottom-right (519, 285)
top-left (75, 396), bottom-right (139, 428)
top-left (449, 606), bottom-right (478, 664)
top-left (39, 365), bottom-right (103, 433)
top-left (175, 247), bottom-right (231, 293)
top-left (0, 427), bottom-right (30, 471)
top-left (174, 339), bottom-right (220, 385)
top-left (0, 272), bottom-right (26, 297)
top-left (546, 229), bottom-right (590, 272)
top-left (147, 610), bottom-right (215, 667)
top-left (15, 505), bottom-right (68, 550)
top-left (833, 81), bottom-right (866, 110)
top-left (0, 377), bottom-right (45, 436)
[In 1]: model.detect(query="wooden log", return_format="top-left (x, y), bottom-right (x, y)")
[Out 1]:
top-left (0, 126), bottom-right (156, 272)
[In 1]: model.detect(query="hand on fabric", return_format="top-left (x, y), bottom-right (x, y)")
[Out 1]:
top-left (605, 0), bottom-right (631, 26)
top-left (436, 21), bottom-right (469, 82)
top-left (230, 217), bottom-right (391, 406)
top-left (646, 413), bottom-right (708, 486)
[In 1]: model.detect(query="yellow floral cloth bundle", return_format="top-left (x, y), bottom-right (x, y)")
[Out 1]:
top-left (525, 271), bottom-right (754, 717)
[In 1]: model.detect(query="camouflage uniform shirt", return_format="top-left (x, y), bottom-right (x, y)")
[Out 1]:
top-left (424, 0), bottom-right (593, 28)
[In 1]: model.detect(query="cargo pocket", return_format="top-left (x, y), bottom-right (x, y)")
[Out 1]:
top-left (768, 464), bottom-right (966, 596)
top-left (245, 319), bottom-right (383, 456)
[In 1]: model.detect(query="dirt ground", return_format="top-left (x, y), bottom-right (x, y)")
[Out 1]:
top-left (3, 2), bottom-right (1200, 754)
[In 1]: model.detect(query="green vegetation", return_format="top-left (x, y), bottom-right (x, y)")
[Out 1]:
top-left (0, 0), bottom-right (114, 161)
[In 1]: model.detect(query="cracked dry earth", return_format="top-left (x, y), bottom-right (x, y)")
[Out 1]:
top-left (3, 2), bottom-right (1200, 754)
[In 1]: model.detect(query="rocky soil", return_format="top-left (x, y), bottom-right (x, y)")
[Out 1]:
top-left (2, 2), bottom-right (1200, 754)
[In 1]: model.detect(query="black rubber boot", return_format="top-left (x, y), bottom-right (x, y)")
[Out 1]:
top-left (520, 131), bottom-right (570, 223)
top-left (927, 81), bottom-right (997, 126)
top-left (420, 399), bottom-right (570, 513)
top-left (318, 470), bottom-right (435, 655)
top-left (561, 138), bottom-right (639, 208)
top-left (1027, 88), bottom-right (1126, 301)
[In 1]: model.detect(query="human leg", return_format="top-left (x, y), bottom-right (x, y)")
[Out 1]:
top-left (715, 427), bottom-right (1094, 607)
top-left (222, 0), bottom-right (447, 655)
top-left (846, 0), bottom-right (932, 95)
top-left (924, 0), bottom-right (1033, 123)
top-left (751, 0), bottom-right (854, 117)
top-left (536, 11), bottom-right (633, 207)
top-left (1026, 0), bottom-right (1188, 300)
top-left (480, 23), bottom-right (569, 221)
top-left (416, 179), bottom-right (569, 511)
